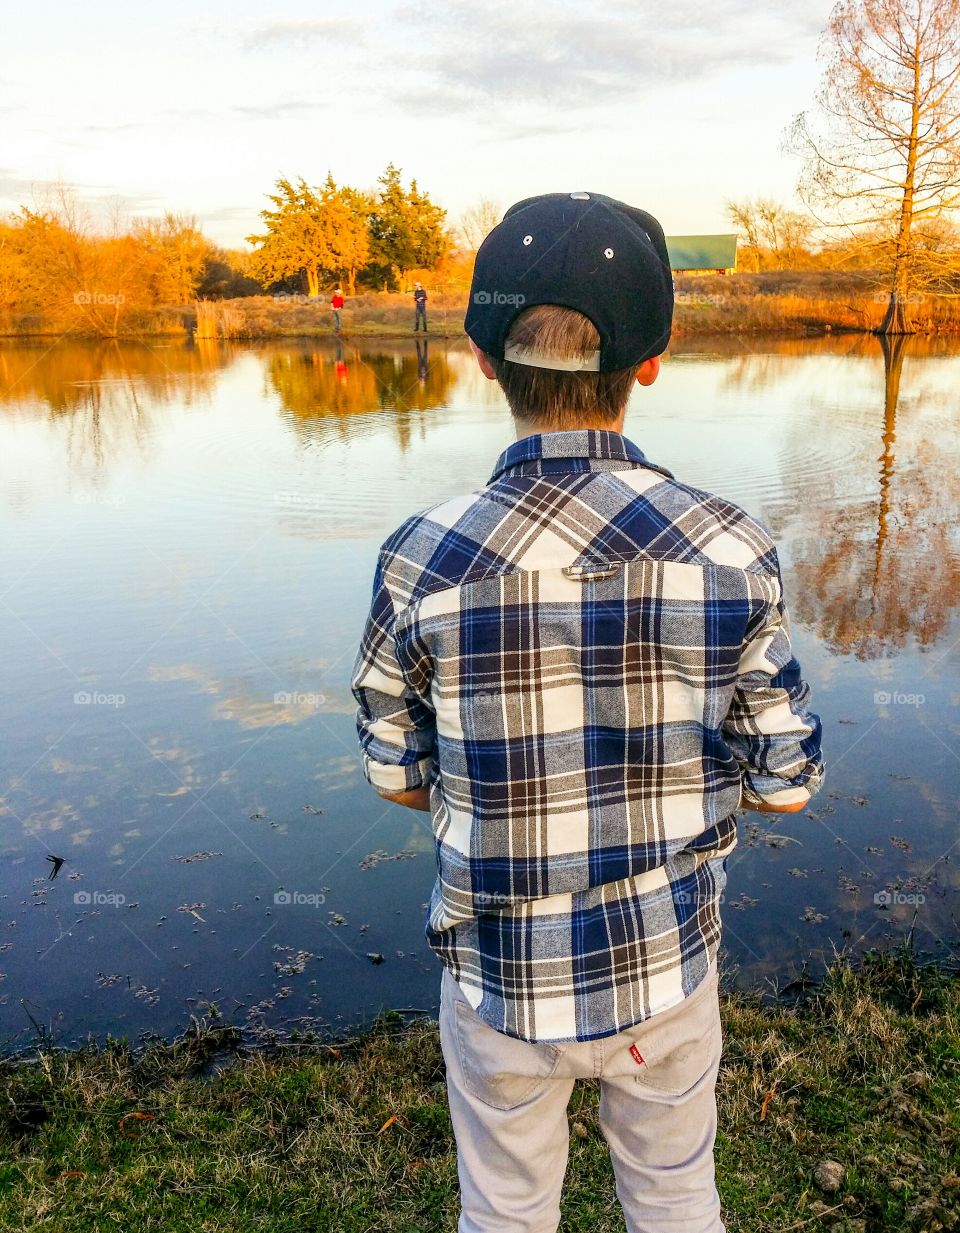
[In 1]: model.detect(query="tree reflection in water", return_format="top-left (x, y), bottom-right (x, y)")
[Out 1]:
top-left (786, 334), bottom-right (960, 659)
top-left (0, 338), bottom-right (227, 470)
top-left (265, 339), bottom-right (457, 455)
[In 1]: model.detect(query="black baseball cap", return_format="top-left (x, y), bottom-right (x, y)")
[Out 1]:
top-left (464, 192), bottom-right (673, 372)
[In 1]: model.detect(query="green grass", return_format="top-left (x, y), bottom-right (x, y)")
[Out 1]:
top-left (1, 947), bottom-right (958, 1232)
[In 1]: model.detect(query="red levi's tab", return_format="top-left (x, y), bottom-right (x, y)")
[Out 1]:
top-left (629, 1044), bottom-right (645, 1065)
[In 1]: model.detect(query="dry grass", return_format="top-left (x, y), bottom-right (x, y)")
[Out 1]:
top-left (4, 274), bottom-right (960, 341)
top-left (672, 271), bottom-right (960, 335)
top-left (185, 291), bottom-right (470, 340)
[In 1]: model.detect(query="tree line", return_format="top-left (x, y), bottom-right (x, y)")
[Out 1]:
top-left (0, 165), bottom-right (455, 337)
top-left (0, 190), bottom-right (259, 337)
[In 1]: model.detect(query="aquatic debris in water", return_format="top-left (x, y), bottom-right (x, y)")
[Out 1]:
top-left (359, 849), bottom-right (418, 871)
top-left (328, 912), bottom-right (348, 927)
top-left (890, 835), bottom-right (912, 852)
top-left (728, 893), bottom-right (759, 910)
top-left (837, 872), bottom-right (860, 895)
top-left (788, 867), bottom-right (808, 878)
top-left (172, 851), bottom-right (223, 863)
top-left (96, 973), bottom-right (124, 987)
top-left (272, 946), bottom-right (318, 976)
top-left (801, 906), bottom-right (828, 923)
top-left (244, 990), bottom-right (294, 1020)
top-left (302, 804), bottom-right (323, 815)
top-left (177, 902), bottom-right (207, 922)
top-left (366, 952), bottom-right (385, 965)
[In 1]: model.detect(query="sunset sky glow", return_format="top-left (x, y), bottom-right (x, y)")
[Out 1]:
top-left (4, 0), bottom-right (837, 246)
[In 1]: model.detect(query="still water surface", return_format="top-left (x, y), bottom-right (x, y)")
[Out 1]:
top-left (0, 333), bottom-right (957, 1049)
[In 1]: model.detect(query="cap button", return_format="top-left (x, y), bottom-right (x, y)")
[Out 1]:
top-left (570, 191), bottom-right (590, 200)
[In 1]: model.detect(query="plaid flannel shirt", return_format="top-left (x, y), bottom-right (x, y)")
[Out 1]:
top-left (351, 430), bottom-right (823, 1042)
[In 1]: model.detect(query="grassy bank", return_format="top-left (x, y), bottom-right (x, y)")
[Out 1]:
top-left (1, 947), bottom-right (957, 1232)
top-left (3, 271), bottom-right (960, 341)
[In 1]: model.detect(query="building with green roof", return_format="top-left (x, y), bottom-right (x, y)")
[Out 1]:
top-left (666, 235), bottom-right (738, 275)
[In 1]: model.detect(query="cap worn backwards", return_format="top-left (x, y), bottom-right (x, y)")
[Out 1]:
top-left (464, 192), bottom-right (674, 373)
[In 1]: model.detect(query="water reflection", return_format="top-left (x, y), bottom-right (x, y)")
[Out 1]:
top-left (0, 333), bottom-right (957, 1048)
top-left (0, 338), bottom-right (227, 474)
top-left (783, 333), bottom-right (960, 658)
top-left (267, 340), bottom-right (456, 418)
top-left (0, 339), bottom-right (226, 416)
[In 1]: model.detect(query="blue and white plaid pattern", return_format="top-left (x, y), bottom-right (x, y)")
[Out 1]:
top-left (351, 430), bottom-right (823, 1042)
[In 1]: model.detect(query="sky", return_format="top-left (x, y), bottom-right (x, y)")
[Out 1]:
top-left (2, 0), bottom-right (838, 248)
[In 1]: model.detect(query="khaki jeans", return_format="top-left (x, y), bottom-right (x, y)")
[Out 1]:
top-left (438, 961), bottom-right (725, 1233)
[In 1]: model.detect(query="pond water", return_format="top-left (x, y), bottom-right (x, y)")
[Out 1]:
top-left (0, 331), bottom-right (957, 1050)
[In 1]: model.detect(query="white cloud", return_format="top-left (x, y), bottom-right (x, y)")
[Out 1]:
top-left (243, 17), bottom-right (363, 51)
top-left (393, 0), bottom-right (826, 114)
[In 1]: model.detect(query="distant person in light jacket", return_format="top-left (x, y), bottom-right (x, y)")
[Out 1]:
top-left (413, 282), bottom-right (427, 333)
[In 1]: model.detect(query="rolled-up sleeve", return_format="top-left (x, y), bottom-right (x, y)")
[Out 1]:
top-left (350, 554), bottom-right (436, 796)
top-left (723, 567), bottom-right (824, 808)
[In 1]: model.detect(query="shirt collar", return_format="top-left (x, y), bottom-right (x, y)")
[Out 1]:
top-left (488, 429), bottom-right (673, 484)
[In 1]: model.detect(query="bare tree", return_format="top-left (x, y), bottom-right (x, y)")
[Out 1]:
top-left (787, 0), bottom-right (960, 333)
top-left (726, 198), bottom-right (816, 270)
top-left (457, 198), bottom-right (502, 251)
top-left (757, 199), bottom-right (789, 267)
top-left (725, 199), bottom-right (763, 271)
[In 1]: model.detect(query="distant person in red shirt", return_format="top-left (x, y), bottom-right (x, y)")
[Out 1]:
top-left (331, 287), bottom-right (345, 332)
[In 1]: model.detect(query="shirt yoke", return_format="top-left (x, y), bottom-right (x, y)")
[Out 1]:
top-left (379, 467), bottom-right (780, 610)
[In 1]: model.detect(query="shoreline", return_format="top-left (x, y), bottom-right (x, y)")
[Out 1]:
top-left (3, 945), bottom-right (958, 1231)
top-left (4, 275), bottom-right (960, 343)
top-left (2, 320), bottom-right (958, 344)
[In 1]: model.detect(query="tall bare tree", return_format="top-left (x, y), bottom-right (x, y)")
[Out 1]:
top-left (787, 0), bottom-right (960, 333)
top-left (458, 198), bottom-right (502, 252)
